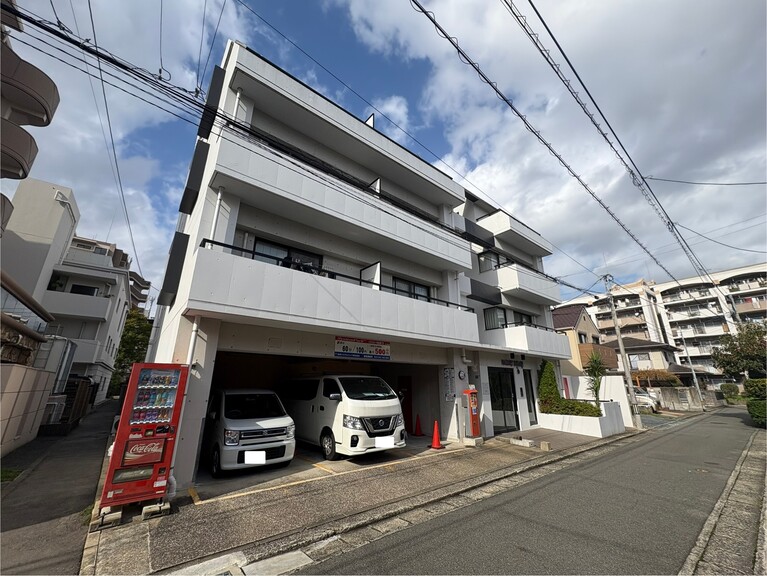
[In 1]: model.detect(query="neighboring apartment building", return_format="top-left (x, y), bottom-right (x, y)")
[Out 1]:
top-left (1, 2), bottom-right (64, 454)
top-left (552, 303), bottom-right (618, 377)
top-left (150, 41), bottom-right (570, 490)
top-left (558, 263), bottom-right (767, 386)
top-left (2, 179), bottom-right (148, 406)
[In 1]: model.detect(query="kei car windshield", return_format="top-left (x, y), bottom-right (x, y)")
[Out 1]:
top-left (338, 377), bottom-right (397, 400)
top-left (224, 393), bottom-right (286, 419)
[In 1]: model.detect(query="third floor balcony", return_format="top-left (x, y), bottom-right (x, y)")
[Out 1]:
top-left (479, 321), bottom-right (570, 359)
top-left (479, 263), bottom-right (561, 305)
top-left (211, 133), bottom-right (472, 272)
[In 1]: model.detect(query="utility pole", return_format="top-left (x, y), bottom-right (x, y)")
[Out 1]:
top-left (678, 329), bottom-right (705, 410)
top-left (605, 275), bottom-right (643, 430)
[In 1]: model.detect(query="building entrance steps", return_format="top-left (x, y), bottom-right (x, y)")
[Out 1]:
top-left (83, 426), bottom-right (646, 575)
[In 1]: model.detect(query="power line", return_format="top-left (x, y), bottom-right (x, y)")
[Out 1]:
top-left (195, 0), bottom-right (208, 93)
top-left (646, 176), bottom-right (767, 186)
top-left (200, 0), bottom-right (226, 93)
top-left (86, 0), bottom-right (143, 277)
top-left (11, 2), bottom-right (603, 300)
top-left (158, 0), bottom-right (170, 80)
top-left (410, 0), bottom-right (677, 281)
top-left (676, 222), bottom-right (767, 254)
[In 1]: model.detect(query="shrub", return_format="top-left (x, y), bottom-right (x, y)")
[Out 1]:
top-left (719, 383), bottom-right (740, 398)
top-left (746, 398), bottom-right (766, 427)
top-left (537, 360), bottom-right (601, 417)
top-left (744, 379), bottom-right (766, 400)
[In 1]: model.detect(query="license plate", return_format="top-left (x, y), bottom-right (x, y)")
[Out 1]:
top-left (244, 450), bottom-right (266, 464)
top-left (375, 437), bottom-right (395, 448)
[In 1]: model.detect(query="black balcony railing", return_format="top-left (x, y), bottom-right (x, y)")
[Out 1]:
top-left (200, 239), bottom-right (474, 312)
top-left (486, 320), bottom-right (558, 333)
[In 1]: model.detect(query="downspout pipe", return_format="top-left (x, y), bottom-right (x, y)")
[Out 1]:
top-left (208, 186), bottom-right (224, 245)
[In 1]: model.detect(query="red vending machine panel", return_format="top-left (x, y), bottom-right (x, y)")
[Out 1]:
top-left (101, 363), bottom-right (189, 509)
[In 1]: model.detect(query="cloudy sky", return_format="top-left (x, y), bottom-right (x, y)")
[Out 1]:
top-left (3, 0), bottom-right (765, 308)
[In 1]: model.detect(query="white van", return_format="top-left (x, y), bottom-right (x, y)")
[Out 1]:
top-left (280, 375), bottom-right (406, 460)
top-left (205, 389), bottom-right (296, 477)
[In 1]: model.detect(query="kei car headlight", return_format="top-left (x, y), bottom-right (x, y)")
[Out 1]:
top-left (343, 414), bottom-right (364, 430)
top-left (395, 413), bottom-right (404, 427)
top-left (286, 423), bottom-right (295, 439)
top-left (224, 429), bottom-right (240, 446)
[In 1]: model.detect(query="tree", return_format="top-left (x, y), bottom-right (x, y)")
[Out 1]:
top-left (711, 322), bottom-right (767, 379)
top-left (109, 309), bottom-right (152, 395)
top-left (584, 351), bottom-right (606, 405)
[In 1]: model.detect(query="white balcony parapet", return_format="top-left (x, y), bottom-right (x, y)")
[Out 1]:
top-left (186, 247), bottom-right (479, 347)
top-left (43, 290), bottom-right (111, 321)
top-left (211, 136), bottom-right (473, 272)
top-left (475, 211), bottom-right (553, 256)
top-left (481, 263), bottom-right (561, 305)
top-left (480, 323), bottom-right (571, 359)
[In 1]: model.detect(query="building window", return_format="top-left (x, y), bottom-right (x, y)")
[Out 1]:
top-left (484, 307), bottom-right (506, 330)
top-left (478, 251), bottom-right (508, 272)
top-left (592, 336), bottom-right (600, 345)
top-left (94, 247), bottom-right (108, 255)
top-left (70, 284), bottom-right (99, 296)
top-left (233, 231), bottom-right (323, 270)
top-left (392, 277), bottom-right (430, 302)
top-left (629, 353), bottom-right (650, 370)
top-left (578, 333), bottom-right (587, 344)
top-left (513, 311), bottom-right (534, 325)
top-left (47, 273), bottom-right (68, 292)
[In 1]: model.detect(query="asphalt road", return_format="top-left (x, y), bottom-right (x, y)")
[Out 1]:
top-left (300, 408), bottom-right (757, 575)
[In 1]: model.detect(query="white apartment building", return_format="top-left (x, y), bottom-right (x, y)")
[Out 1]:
top-left (151, 41), bottom-right (570, 490)
top-left (559, 263), bottom-right (767, 384)
top-left (2, 179), bottom-right (148, 405)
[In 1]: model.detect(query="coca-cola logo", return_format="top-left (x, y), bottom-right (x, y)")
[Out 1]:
top-left (128, 442), bottom-right (162, 455)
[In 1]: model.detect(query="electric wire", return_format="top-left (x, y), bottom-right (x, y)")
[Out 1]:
top-left (195, 0), bottom-right (208, 93)
top-left (646, 177), bottom-right (767, 187)
top-left (675, 223), bottom-right (767, 255)
top-left (8, 2), bottom-right (608, 299)
top-left (513, 0), bottom-right (738, 308)
top-left (200, 0), bottom-right (226, 94)
top-left (87, 0), bottom-right (143, 276)
top-left (158, 0), bottom-right (170, 81)
top-left (410, 0), bottom-right (676, 284)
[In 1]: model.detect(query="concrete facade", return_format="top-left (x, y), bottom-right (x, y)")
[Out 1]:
top-left (151, 41), bottom-right (571, 490)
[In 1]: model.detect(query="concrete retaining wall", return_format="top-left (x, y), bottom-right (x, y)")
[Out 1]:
top-left (537, 401), bottom-right (625, 438)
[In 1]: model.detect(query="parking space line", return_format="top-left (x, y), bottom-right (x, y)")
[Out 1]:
top-left (198, 444), bottom-right (469, 505)
top-left (313, 462), bottom-right (338, 474)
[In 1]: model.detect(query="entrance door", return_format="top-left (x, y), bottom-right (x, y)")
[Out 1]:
top-left (489, 367), bottom-right (519, 433)
top-left (523, 369), bottom-right (537, 425)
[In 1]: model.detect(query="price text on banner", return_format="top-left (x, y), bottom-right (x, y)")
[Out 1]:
top-left (334, 337), bottom-right (390, 360)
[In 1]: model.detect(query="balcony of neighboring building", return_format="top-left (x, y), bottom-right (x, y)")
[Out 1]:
top-left (42, 290), bottom-right (111, 321)
top-left (672, 322), bottom-right (730, 339)
top-left (724, 276), bottom-right (767, 295)
top-left (666, 305), bottom-right (723, 322)
top-left (210, 134), bottom-right (473, 272)
top-left (475, 210), bottom-right (553, 257)
top-left (1, 40), bottom-right (60, 127)
top-left (612, 297), bottom-right (642, 310)
top-left (597, 315), bottom-right (645, 329)
top-left (478, 262), bottom-right (561, 305)
top-left (185, 241), bottom-right (479, 348)
top-left (1, 118), bottom-right (38, 179)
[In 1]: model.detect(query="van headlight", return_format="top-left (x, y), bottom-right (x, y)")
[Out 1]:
top-left (224, 429), bottom-right (240, 446)
top-left (286, 423), bottom-right (295, 439)
top-left (343, 414), bottom-right (364, 430)
top-left (395, 413), bottom-right (404, 427)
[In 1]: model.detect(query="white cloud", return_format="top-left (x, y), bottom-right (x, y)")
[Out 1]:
top-left (367, 95), bottom-right (411, 144)
top-left (336, 0), bottom-right (767, 294)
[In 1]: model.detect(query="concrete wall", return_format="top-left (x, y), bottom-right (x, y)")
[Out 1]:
top-left (564, 374), bottom-right (633, 428)
top-left (657, 386), bottom-right (704, 411)
top-left (1, 364), bottom-right (56, 456)
top-left (537, 401), bottom-right (624, 438)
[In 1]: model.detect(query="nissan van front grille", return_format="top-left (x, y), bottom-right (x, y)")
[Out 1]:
top-left (361, 416), bottom-right (394, 437)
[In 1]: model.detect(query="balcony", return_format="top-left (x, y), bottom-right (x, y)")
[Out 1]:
top-left (480, 263), bottom-right (561, 305)
top-left (598, 315), bottom-right (645, 329)
top-left (667, 307), bottom-right (723, 322)
top-left (43, 290), bottom-right (111, 321)
top-left (71, 339), bottom-right (100, 364)
top-left (211, 135), bottom-right (472, 272)
top-left (475, 211), bottom-right (553, 257)
top-left (480, 323), bottom-right (570, 359)
top-left (186, 243), bottom-right (479, 347)
top-left (1, 41), bottom-right (60, 126)
top-left (1, 118), bottom-right (37, 179)
top-left (577, 343), bottom-right (619, 370)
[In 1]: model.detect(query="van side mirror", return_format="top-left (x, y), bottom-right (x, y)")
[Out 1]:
top-left (328, 393), bottom-right (341, 401)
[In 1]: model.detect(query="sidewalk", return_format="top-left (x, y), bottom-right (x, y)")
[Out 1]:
top-left (1, 399), bottom-right (118, 575)
top-left (82, 426), bottom-right (644, 575)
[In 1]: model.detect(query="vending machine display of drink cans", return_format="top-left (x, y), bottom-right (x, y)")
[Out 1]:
top-left (100, 363), bottom-right (189, 509)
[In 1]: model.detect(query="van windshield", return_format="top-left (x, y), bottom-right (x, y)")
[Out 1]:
top-left (224, 393), bottom-right (286, 419)
top-left (338, 377), bottom-right (397, 400)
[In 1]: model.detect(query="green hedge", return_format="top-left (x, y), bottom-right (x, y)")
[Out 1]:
top-left (719, 383), bottom-right (739, 398)
top-left (746, 398), bottom-right (766, 427)
top-left (537, 360), bottom-right (602, 417)
top-left (744, 379), bottom-right (766, 400)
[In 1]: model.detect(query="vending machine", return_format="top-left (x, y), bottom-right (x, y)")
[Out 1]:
top-left (100, 363), bottom-right (189, 510)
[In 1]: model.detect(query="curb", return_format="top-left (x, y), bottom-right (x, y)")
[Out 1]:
top-left (79, 432), bottom-right (116, 576)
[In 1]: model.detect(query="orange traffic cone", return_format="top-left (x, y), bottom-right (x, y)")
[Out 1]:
top-left (413, 414), bottom-right (424, 436)
top-left (430, 420), bottom-right (444, 450)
